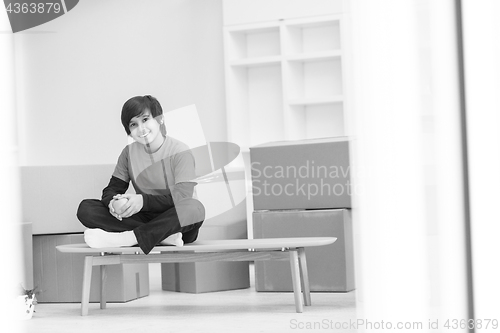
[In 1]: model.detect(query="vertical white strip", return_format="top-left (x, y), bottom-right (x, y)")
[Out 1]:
top-left (60, 0), bottom-right (68, 14)
top-left (0, 7), bottom-right (24, 333)
top-left (349, 0), bottom-right (474, 329)
top-left (428, 0), bottom-right (469, 327)
top-left (207, 141), bottom-right (215, 172)
top-left (221, 166), bottom-right (236, 207)
top-left (349, 0), bottom-right (430, 328)
top-left (462, 0), bottom-right (500, 327)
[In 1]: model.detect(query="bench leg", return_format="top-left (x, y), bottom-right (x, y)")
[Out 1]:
top-left (81, 256), bottom-right (93, 316)
top-left (100, 265), bottom-right (107, 309)
top-left (298, 248), bottom-right (311, 306)
top-left (289, 250), bottom-right (303, 313)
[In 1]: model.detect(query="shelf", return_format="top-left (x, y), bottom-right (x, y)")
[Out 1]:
top-left (284, 16), bottom-right (340, 28)
top-left (225, 24), bottom-right (280, 34)
top-left (229, 51), bottom-right (340, 67)
top-left (229, 56), bottom-right (281, 68)
top-left (288, 96), bottom-right (343, 106)
top-left (285, 50), bottom-right (341, 63)
top-left (224, 14), bottom-right (347, 147)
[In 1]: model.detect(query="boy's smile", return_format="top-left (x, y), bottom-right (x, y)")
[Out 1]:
top-left (128, 109), bottom-right (165, 152)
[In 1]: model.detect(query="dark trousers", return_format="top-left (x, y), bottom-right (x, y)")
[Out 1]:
top-left (77, 198), bottom-right (204, 254)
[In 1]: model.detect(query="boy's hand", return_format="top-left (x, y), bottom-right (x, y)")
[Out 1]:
top-left (116, 194), bottom-right (143, 218)
top-left (108, 196), bottom-right (123, 221)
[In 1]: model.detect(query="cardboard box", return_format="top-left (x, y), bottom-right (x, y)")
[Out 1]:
top-left (33, 234), bottom-right (149, 303)
top-left (250, 137), bottom-right (351, 210)
top-left (161, 168), bottom-right (250, 293)
top-left (253, 209), bottom-right (354, 292)
top-left (161, 200), bottom-right (250, 293)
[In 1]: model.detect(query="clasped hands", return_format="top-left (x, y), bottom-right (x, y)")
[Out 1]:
top-left (108, 194), bottom-right (144, 221)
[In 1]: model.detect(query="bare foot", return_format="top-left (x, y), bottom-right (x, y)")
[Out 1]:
top-left (160, 232), bottom-right (184, 246)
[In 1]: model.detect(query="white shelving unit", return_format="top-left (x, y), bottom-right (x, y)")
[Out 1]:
top-left (224, 14), bottom-right (348, 150)
top-left (223, 14), bottom-right (349, 238)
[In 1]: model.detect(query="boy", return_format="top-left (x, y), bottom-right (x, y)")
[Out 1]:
top-left (77, 95), bottom-right (205, 254)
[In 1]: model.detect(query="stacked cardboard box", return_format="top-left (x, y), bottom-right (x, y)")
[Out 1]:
top-left (250, 137), bottom-right (354, 292)
top-left (161, 197), bottom-right (250, 293)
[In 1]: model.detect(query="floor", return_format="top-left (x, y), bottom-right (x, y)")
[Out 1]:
top-left (19, 263), bottom-right (357, 333)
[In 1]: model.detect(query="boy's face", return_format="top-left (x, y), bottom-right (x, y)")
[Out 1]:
top-left (128, 109), bottom-right (163, 147)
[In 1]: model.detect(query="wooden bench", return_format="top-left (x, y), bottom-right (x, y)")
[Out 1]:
top-left (56, 237), bottom-right (336, 315)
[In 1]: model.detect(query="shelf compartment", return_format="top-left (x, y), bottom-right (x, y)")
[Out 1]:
top-left (287, 103), bottom-right (344, 141)
top-left (247, 65), bottom-right (284, 146)
top-left (226, 64), bottom-right (284, 148)
top-left (286, 58), bottom-right (343, 101)
top-left (226, 26), bottom-right (281, 61)
top-left (283, 18), bottom-right (341, 55)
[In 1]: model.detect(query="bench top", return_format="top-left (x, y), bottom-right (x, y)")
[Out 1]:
top-left (56, 237), bottom-right (337, 254)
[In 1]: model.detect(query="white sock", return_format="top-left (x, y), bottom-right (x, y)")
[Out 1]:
top-left (84, 229), bottom-right (138, 248)
top-left (160, 232), bottom-right (184, 246)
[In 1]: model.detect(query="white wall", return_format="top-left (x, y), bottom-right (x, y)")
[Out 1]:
top-left (15, 0), bottom-right (225, 166)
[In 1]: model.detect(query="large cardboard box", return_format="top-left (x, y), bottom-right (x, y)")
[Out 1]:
top-left (33, 234), bottom-right (149, 303)
top-left (250, 137), bottom-right (351, 210)
top-left (161, 168), bottom-right (250, 293)
top-left (161, 200), bottom-right (250, 293)
top-left (253, 209), bottom-right (354, 292)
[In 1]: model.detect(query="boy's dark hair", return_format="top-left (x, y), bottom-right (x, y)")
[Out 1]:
top-left (121, 95), bottom-right (165, 136)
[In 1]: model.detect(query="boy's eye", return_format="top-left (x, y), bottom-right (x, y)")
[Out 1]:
top-left (129, 123), bottom-right (136, 128)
